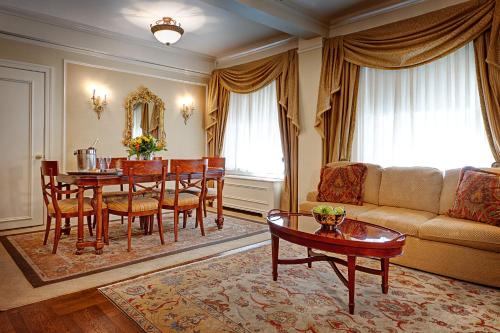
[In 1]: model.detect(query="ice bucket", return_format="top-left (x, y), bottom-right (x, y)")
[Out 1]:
top-left (74, 148), bottom-right (96, 171)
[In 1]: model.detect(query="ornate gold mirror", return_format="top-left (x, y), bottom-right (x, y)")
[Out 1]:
top-left (123, 86), bottom-right (166, 146)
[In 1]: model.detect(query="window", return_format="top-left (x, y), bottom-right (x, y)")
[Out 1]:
top-left (352, 42), bottom-right (493, 170)
top-left (222, 81), bottom-right (284, 178)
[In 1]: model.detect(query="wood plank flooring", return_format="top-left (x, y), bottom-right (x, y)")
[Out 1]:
top-left (0, 288), bottom-right (141, 333)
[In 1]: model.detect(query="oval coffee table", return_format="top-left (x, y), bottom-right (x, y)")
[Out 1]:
top-left (267, 210), bottom-right (406, 314)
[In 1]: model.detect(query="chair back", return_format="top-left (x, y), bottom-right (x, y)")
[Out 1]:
top-left (121, 160), bottom-right (167, 211)
top-left (40, 160), bottom-right (79, 215)
top-left (203, 156), bottom-right (225, 169)
top-left (170, 159), bottom-right (208, 204)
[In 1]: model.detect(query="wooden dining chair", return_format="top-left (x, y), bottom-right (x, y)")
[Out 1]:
top-left (186, 157), bottom-right (225, 217)
top-left (106, 160), bottom-right (167, 252)
top-left (40, 161), bottom-right (107, 254)
top-left (161, 159), bottom-right (208, 242)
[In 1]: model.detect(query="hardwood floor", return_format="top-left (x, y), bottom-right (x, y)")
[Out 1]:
top-left (0, 288), bottom-right (140, 333)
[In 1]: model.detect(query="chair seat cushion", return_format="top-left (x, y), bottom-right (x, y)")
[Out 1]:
top-left (107, 197), bottom-right (159, 213)
top-left (419, 215), bottom-right (500, 252)
top-left (102, 191), bottom-right (128, 198)
top-left (162, 190), bottom-right (200, 206)
top-left (48, 198), bottom-right (96, 215)
top-left (299, 201), bottom-right (378, 220)
top-left (185, 187), bottom-right (217, 197)
top-left (357, 206), bottom-right (436, 237)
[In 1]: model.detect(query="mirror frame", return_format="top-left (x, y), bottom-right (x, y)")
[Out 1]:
top-left (123, 86), bottom-right (166, 147)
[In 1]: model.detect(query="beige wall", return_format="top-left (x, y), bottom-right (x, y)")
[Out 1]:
top-left (0, 37), bottom-right (208, 171)
top-left (65, 63), bottom-right (206, 170)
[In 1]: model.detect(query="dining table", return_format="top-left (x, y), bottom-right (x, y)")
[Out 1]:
top-left (57, 168), bottom-right (225, 254)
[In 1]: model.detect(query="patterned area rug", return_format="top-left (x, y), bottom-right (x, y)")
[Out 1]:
top-left (100, 242), bottom-right (500, 333)
top-left (1, 213), bottom-right (267, 287)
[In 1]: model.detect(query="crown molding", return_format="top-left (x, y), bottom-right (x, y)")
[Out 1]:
top-left (0, 4), bottom-right (215, 62)
top-left (215, 36), bottom-right (298, 69)
top-left (297, 37), bottom-right (323, 54)
top-left (329, 0), bottom-right (425, 29)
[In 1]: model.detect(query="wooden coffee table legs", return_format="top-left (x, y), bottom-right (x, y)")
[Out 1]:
top-left (271, 235), bottom-right (279, 281)
top-left (271, 244), bottom-right (391, 314)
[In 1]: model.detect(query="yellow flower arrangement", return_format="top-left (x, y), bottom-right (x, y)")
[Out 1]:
top-left (127, 134), bottom-right (165, 160)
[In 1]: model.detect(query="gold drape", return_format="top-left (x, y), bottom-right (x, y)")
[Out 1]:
top-left (150, 103), bottom-right (160, 139)
top-left (316, 0), bottom-right (500, 163)
top-left (141, 103), bottom-right (150, 135)
top-left (207, 49), bottom-right (299, 211)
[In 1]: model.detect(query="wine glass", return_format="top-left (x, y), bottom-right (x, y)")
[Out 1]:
top-left (105, 157), bottom-right (112, 170)
top-left (98, 157), bottom-right (106, 172)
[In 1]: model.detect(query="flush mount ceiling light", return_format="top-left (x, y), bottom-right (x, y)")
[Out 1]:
top-left (150, 17), bottom-right (184, 45)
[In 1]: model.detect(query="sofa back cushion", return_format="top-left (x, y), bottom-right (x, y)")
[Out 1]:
top-left (379, 167), bottom-right (443, 214)
top-left (317, 163), bottom-right (367, 205)
top-left (326, 161), bottom-right (382, 205)
top-left (448, 167), bottom-right (500, 225)
top-left (439, 168), bottom-right (461, 214)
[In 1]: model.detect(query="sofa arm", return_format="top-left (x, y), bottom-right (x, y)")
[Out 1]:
top-left (306, 191), bottom-right (318, 201)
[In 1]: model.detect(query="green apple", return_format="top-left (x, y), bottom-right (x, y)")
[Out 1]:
top-left (313, 205), bottom-right (335, 215)
top-left (333, 206), bottom-right (345, 215)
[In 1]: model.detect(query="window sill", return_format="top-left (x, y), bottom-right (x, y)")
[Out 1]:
top-left (225, 174), bottom-right (284, 182)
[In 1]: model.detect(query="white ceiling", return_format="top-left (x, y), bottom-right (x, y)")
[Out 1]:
top-left (0, 0), bottom-right (419, 58)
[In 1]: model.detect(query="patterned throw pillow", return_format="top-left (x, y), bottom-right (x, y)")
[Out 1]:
top-left (317, 163), bottom-right (368, 205)
top-left (448, 167), bottom-right (500, 226)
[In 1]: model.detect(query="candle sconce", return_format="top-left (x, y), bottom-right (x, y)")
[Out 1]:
top-left (91, 89), bottom-right (107, 119)
top-left (181, 101), bottom-right (195, 125)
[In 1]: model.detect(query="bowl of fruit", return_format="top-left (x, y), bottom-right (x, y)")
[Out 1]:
top-left (312, 205), bottom-right (346, 230)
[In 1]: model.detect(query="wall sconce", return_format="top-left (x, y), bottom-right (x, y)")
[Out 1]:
top-left (180, 97), bottom-right (195, 125)
top-left (91, 89), bottom-right (107, 119)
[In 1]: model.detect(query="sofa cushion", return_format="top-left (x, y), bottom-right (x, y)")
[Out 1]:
top-left (419, 215), bottom-right (500, 252)
top-left (357, 206), bottom-right (436, 237)
top-left (379, 167), bottom-right (443, 214)
top-left (317, 163), bottom-right (367, 205)
top-left (326, 161), bottom-right (382, 205)
top-left (299, 201), bottom-right (377, 220)
top-left (448, 167), bottom-right (500, 226)
top-left (439, 168), bottom-right (461, 215)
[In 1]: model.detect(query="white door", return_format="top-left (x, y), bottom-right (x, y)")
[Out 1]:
top-left (0, 64), bottom-right (46, 230)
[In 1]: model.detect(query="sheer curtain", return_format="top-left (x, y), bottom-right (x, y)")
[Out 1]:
top-left (222, 81), bottom-right (284, 178)
top-left (353, 42), bottom-right (493, 170)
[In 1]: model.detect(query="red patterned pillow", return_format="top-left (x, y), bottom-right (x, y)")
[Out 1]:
top-left (317, 163), bottom-right (367, 205)
top-left (448, 167), bottom-right (500, 226)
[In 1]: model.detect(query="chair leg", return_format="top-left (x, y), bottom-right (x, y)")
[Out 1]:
top-left (174, 209), bottom-right (179, 242)
top-left (52, 216), bottom-right (62, 254)
top-left (157, 212), bottom-right (165, 245)
top-left (182, 211), bottom-right (187, 229)
top-left (195, 216), bottom-right (199, 228)
top-left (149, 216), bottom-right (153, 235)
top-left (203, 200), bottom-right (207, 218)
top-left (43, 215), bottom-right (52, 245)
top-left (143, 216), bottom-right (149, 235)
top-left (93, 216), bottom-right (96, 229)
top-left (127, 215), bottom-right (133, 252)
top-left (87, 215), bottom-right (93, 236)
top-left (197, 207), bottom-right (205, 236)
top-left (121, 216), bottom-right (124, 225)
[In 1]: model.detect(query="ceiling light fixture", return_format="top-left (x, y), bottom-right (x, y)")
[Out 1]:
top-left (150, 17), bottom-right (184, 45)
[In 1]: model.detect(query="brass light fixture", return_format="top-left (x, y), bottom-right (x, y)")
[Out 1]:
top-left (150, 17), bottom-right (184, 45)
top-left (91, 89), bottom-right (107, 119)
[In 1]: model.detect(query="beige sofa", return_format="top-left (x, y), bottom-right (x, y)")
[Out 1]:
top-left (300, 162), bottom-right (500, 287)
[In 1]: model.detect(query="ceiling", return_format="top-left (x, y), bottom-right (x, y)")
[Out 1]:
top-left (0, 0), bottom-right (418, 58)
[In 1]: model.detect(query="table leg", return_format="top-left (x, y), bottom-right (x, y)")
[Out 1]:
top-left (215, 177), bottom-right (224, 229)
top-left (75, 186), bottom-right (84, 255)
top-left (307, 247), bottom-right (312, 268)
top-left (347, 256), bottom-right (356, 314)
top-left (94, 186), bottom-right (104, 255)
top-left (271, 235), bottom-right (279, 281)
top-left (381, 258), bottom-right (389, 294)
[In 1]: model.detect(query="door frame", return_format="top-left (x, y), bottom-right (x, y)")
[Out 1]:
top-left (0, 59), bottom-right (52, 230)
